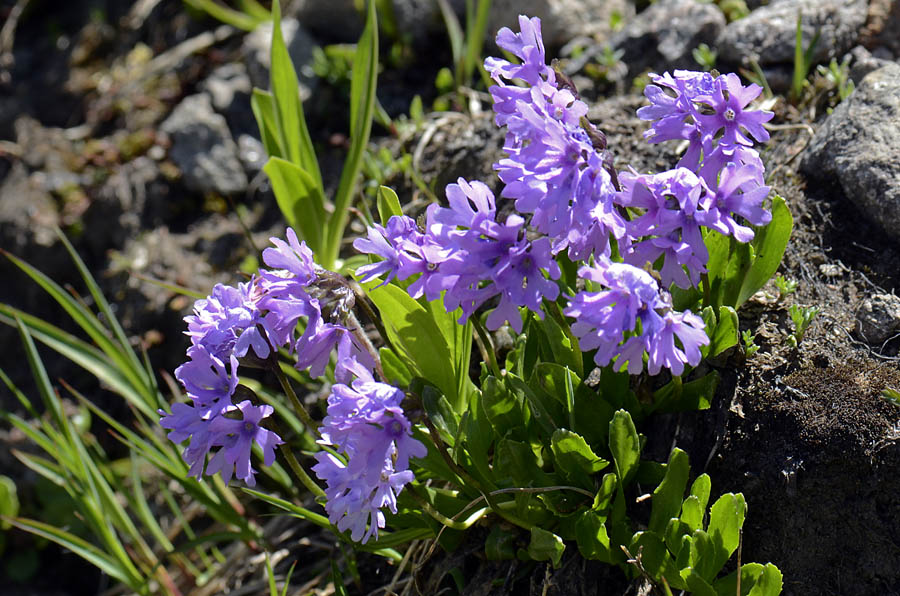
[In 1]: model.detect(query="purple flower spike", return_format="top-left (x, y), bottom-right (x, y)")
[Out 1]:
top-left (185, 280), bottom-right (271, 360)
top-left (484, 15), bottom-right (554, 87)
top-left (205, 401), bottom-right (283, 487)
top-left (313, 380), bottom-right (426, 543)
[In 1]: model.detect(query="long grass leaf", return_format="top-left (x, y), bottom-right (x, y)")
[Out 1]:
top-left (4, 516), bottom-right (146, 590)
top-left (2, 252), bottom-right (153, 407)
top-left (0, 304), bottom-right (157, 419)
top-left (183, 0), bottom-right (263, 31)
top-left (326, 0), bottom-right (378, 267)
top-left (14, 316), bottom-right (71, 442)
top-left (55, 229), bottom-right (148, 386)
top-left (270, 0), bottom-right (321, 187)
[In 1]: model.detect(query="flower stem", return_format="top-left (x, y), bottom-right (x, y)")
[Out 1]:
top-left (407, 485), bottom-right (487, 530)
top-left (471, 316), bottom-right (502, 378)
top-left (266, 352), bottom-right (320, 439)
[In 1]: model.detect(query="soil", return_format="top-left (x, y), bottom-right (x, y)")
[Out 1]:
top-left (0, 1), bottom-right (898, 595)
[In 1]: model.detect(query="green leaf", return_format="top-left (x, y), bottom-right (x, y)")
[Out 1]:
top-left (651, 371), bottom-right (719, 413)
top-left (482, 376), bottom-right (529, 441)
top-left (485, 526), bottom-right (518, 561)
top-left (264, 157), bottom-right (327, 254)
top-left (683, 569), bottom-right (718, 596)
top-left (183, 0), bottom-right (265, 30)
top-left (326, 0), bottom-right (378, 267)
top-left (737, 195), bottom-right (793, 306)
top-left (664, 517), bottom-right (692, 560)
top-left (609, 410), bottom-right (640, 486)
top-left (376, 185), bottom-right (402, 225)
top-left (649, 448), bottom-right (690, 534)
top-left (527, 527), bottom-right (565, 568)
top-left (689, 529), bottom-right (718, 583)
top-left (706, 493), bottom-right (746, 575)
top-left (365, 283), bottom-right (460, 406)
top-left (421, 384), bottom-right (459, 444)
top-left (270, 0), bottom-right (321, 187)
top-left (464, 389), bottom-right (497, 490)
top-left (713, 562), bottom-right (766, 596)
top-left (242, 488), bottom-right (333, 531)
top-left (0, 476), bottom-right (20, 529)
top-left (575, 510), bottom-right (615, 562)
top-left (380, 346), bottom-right (412, 386)
top-left (494, 438), bottom-right (551, 488)
top-left (690, 474), bottom-right (712, 513)
top-left (747, 563), bottom-right (783, 596)
top-left (251, 88), bottom-right (285, 159)
top-left (681, 495), bottom-right (704, 532)
top-left (630, 531), bottom-right (685, 590)
top-left (702, 306), bottom-right (739, 358)
top-left (551, 429), bottom-right (609, 487)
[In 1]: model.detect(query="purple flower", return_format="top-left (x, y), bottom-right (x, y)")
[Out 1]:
top-left (697, 162), bottom-right (772, 242)
top-left (205, 401), bottom-right (283, 487)
top-left (694, 73), bottom-right (772, 148)
top-left (619, 168), bottom-right (710, 289)
top-left (484, 15), bottom-right (554, 89)
top-left (426, 179), bottom-right (561, 332)
top-left (175, 345), bottom-right (239, 406)
top-left (159, 400), bottom-right (229, 478)
top-left (185, 279), bottom-right (271, 360)
top-left (262, 227), bottom-right (317, 287)
top-left (313, 381), bottom-right (426, 543)
top-left (566, 262), bottom-right (666, 370)
top-left (646, 309), bottom-right (708, 376)
top-left (565, 261), bottom-right (709, 375)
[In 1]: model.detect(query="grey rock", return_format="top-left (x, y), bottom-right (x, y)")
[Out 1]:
top-left (489, 0), bottom-right (633, 48)
top-left (717, 0), bottom-right (867, 68)
top-left (416, 113), bottom-right (507, 196)
top-left (800, 63), bottom-right (900, 242)
top-left (242, 18), bottom-right (316, 100)
top-left (201, 63), bottom-right (251, 113)
top-left (848, 45), bottom-right (892, 85)
top-left (160, 94), bottom-right (248, 196)
top-left (0, 161), bottom-right (59, 251)
top-left (611, 0), bottom-right (725, 76)
top-left (855, 293), bottom-right (900, 345)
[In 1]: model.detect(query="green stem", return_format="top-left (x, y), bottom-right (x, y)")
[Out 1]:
top-left (274, 421), bottom-right (326, 499)
top-left (267, 351), bottom-right (320, 438)
top-left (407, 485), bottom-right (487, 531)
top-left (471, 316), bottom-right (502, 378)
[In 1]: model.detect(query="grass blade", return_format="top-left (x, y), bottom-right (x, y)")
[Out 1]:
top-left (2, 516), bottom-right (145, 590)
top-left (325, 0), bottom-right (378, 267)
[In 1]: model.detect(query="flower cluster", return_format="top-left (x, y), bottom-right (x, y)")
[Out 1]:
top-left (565, 261), bottom-right (707, 375)
top-left (621, 69), bottom-right (774, 285)
top-left (354, 178), bottom-right (561, 332)
top-left (161, 229), bottom-right (374, 485)
top-left (312, 379), bottom-right (426, 543)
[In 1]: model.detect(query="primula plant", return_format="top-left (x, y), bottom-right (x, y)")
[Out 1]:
top-left (156, 13), bottom-right (791, 594)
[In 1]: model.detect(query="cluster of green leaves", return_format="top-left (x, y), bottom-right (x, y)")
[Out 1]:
top-left (253, 0), bottom-right (379, 270)
top-left (434, 0), bottom-right (493, 108)
top-left (0, 234), bottom-right (268, 595)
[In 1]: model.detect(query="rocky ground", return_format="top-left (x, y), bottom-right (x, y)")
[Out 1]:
top-left (1, 0), bottom-right (899, 594)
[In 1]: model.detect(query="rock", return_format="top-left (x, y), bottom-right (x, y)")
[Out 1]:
top-left (415, 113), bottom-right (507, 196)
top-left (160, 94), bottom-right (248, 196)
top-left (201, 63), bottom-right (251, 113)
top-left (847, 45), bottom-right (892, 84)
top-left (242, 18), bottom-right (316, 99)
top-left (800, 63), bottom-right (900, 242)
top-left (610, 0), bottom-right (726, 77)
top-left (716, 0), bottom-right (868, 68)
top-left (200, 62), bottom-right (257, 139)
top-left (0, 161), bottom-right (59, 252)
top-left (488, 0), bottom-right (633, 48)
top-left (855, 294), bottom-right (900, 345)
